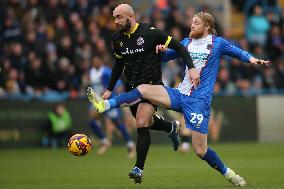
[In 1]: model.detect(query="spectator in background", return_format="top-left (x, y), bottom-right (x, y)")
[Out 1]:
top-left (0, 1), bottom-right (283, 100)
top-left (266, 25), bottom-right (284, 60)
top-left (26, 57), bottom-right (45, 94)
top-left (57, 35), bottom-right (74, 61)
top-left (262, 67), bottom-right (277, 92)
top-left (54, 57), bottom-right (71, 91)
top-left (266, 11), bottom-right (281, 27)
top-left (252, 43), bottom-right (269, 60)
top-left (217, 67), bottom-right (236, 95)
top-left (5, 68), bottom-right (21, 98)
top-left (246, 5), bottom-right (270, 46)
top-left (9, 42), bottom-right (27, 72)
top-left (43, 103), bottom-right (73, 148)
top-left (2, 8), bottom-right (22, 43)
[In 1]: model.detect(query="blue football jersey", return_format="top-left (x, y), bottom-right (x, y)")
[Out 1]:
top-left (161, 35), bottom-right (252, 101)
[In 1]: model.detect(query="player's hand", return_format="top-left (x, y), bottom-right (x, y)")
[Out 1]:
top-left (188, 68), bottom-right (200, 88)
top-left (249, 57), bottom-right (270, 65)
top-left (156, 44), bottom-right (167, 54)
top-left (102, 90), bottom-right (112, 100)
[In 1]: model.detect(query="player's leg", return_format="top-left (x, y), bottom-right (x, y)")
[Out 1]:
top-left (183, 98), bottom-right (227, 173)
top-left (129, 85), bottom-right (181, 151)
top-left (88, 85), bottom-right (181, 150)
top-left (88, 111), bottom-right (111, 154)
top-left (135, 85), bottom-right (181, 150)
top-left (128, 102), bottom-right (155, 184)
top-left (183, 97), bottom-right (246, 186)
top-left (128, 87), bottom-right (184, 183)
top-left (191, 130), bottom-right (246, 186)
top-left (168, 113), bottom-right (191, 153)
top-left (86, 85), bottom-right (171, 112)
top-left (191, 130), bottom-right (227, 172)
top-left (133, 85), bottom-right (180, 150)
top-left (150, 114), bottom-right (181, 151)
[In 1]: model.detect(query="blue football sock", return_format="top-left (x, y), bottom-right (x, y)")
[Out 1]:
top-left (202, 147), bottom-right (227, 175)
top-left (117, 124), bottom-right (131, 143)
top-left (110, 88), bottom-right (142, 109)
top-left (89, 120), bottom-right (106, 140)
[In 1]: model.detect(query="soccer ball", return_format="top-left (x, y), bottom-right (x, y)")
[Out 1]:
top-left (68, 134), bottom-right (92, 156)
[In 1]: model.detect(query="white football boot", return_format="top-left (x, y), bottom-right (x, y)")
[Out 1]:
top-left (224, 168), bottom-right (246, 187)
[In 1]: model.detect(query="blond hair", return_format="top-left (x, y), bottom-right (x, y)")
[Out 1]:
top-left (195, 12), bottom-right (217, 35)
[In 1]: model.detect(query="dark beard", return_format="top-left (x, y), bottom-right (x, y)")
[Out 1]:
top-left (118, 19), bottom-right (131, 33)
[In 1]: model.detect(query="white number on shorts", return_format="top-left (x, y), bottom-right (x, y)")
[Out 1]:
top-left (190, 113), bottom-right (204, 124)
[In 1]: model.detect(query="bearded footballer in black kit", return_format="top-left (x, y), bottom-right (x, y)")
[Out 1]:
top-left (93, 4), bottom-right (200, 184)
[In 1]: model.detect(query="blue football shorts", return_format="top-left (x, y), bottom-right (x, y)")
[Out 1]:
top-left (164, 87), bottom-right (211, 134)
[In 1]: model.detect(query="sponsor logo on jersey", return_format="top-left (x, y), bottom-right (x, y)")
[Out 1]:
top-left (121, 47), bottom-right (144, 55)
top-left (190, 52), bottom-right (209, 61)
top-left (137, 37), bottom-right (144, 46)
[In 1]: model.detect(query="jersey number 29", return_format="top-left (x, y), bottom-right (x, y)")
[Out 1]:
top-left (190, 113), bottom-right (203, 124)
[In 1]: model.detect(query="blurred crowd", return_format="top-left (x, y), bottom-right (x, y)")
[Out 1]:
top-left (0, 0), bottom-right (284, 101)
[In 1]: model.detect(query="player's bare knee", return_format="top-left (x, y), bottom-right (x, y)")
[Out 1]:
top-left (136, 118), bottom-right (150, 128)
top-left (193, 146), bottom-right (207, 158)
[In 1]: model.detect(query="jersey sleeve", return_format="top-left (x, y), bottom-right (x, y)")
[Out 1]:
top-left (150, 27), bottom-right (173, 47)
top-left (221, 38), bottom-right (252, 63)
top-left (160, 38), bottom-right (188, 62)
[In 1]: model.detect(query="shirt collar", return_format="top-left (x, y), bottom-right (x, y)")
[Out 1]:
top-left (124, 23), bottom-right (139, 38)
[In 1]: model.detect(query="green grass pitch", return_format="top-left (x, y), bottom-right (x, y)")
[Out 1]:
top-left (0, 143), bottom-right (283, 189)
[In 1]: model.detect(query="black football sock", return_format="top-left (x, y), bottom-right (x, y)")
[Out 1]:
top-left (150, 114), bottom-right (172, 133)
top-left (135, 127), bottom-right (151, 170)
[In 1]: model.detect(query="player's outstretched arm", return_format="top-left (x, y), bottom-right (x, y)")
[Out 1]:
top-left (249, 57), bottom-right (270, 65)
top-left (221, 38), bottom-right (270, 65)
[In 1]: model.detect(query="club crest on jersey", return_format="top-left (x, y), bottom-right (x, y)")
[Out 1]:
top-left (137, 37), bottom-right (144, 46)
top-left (120, 42), bottom-right (123, 47)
